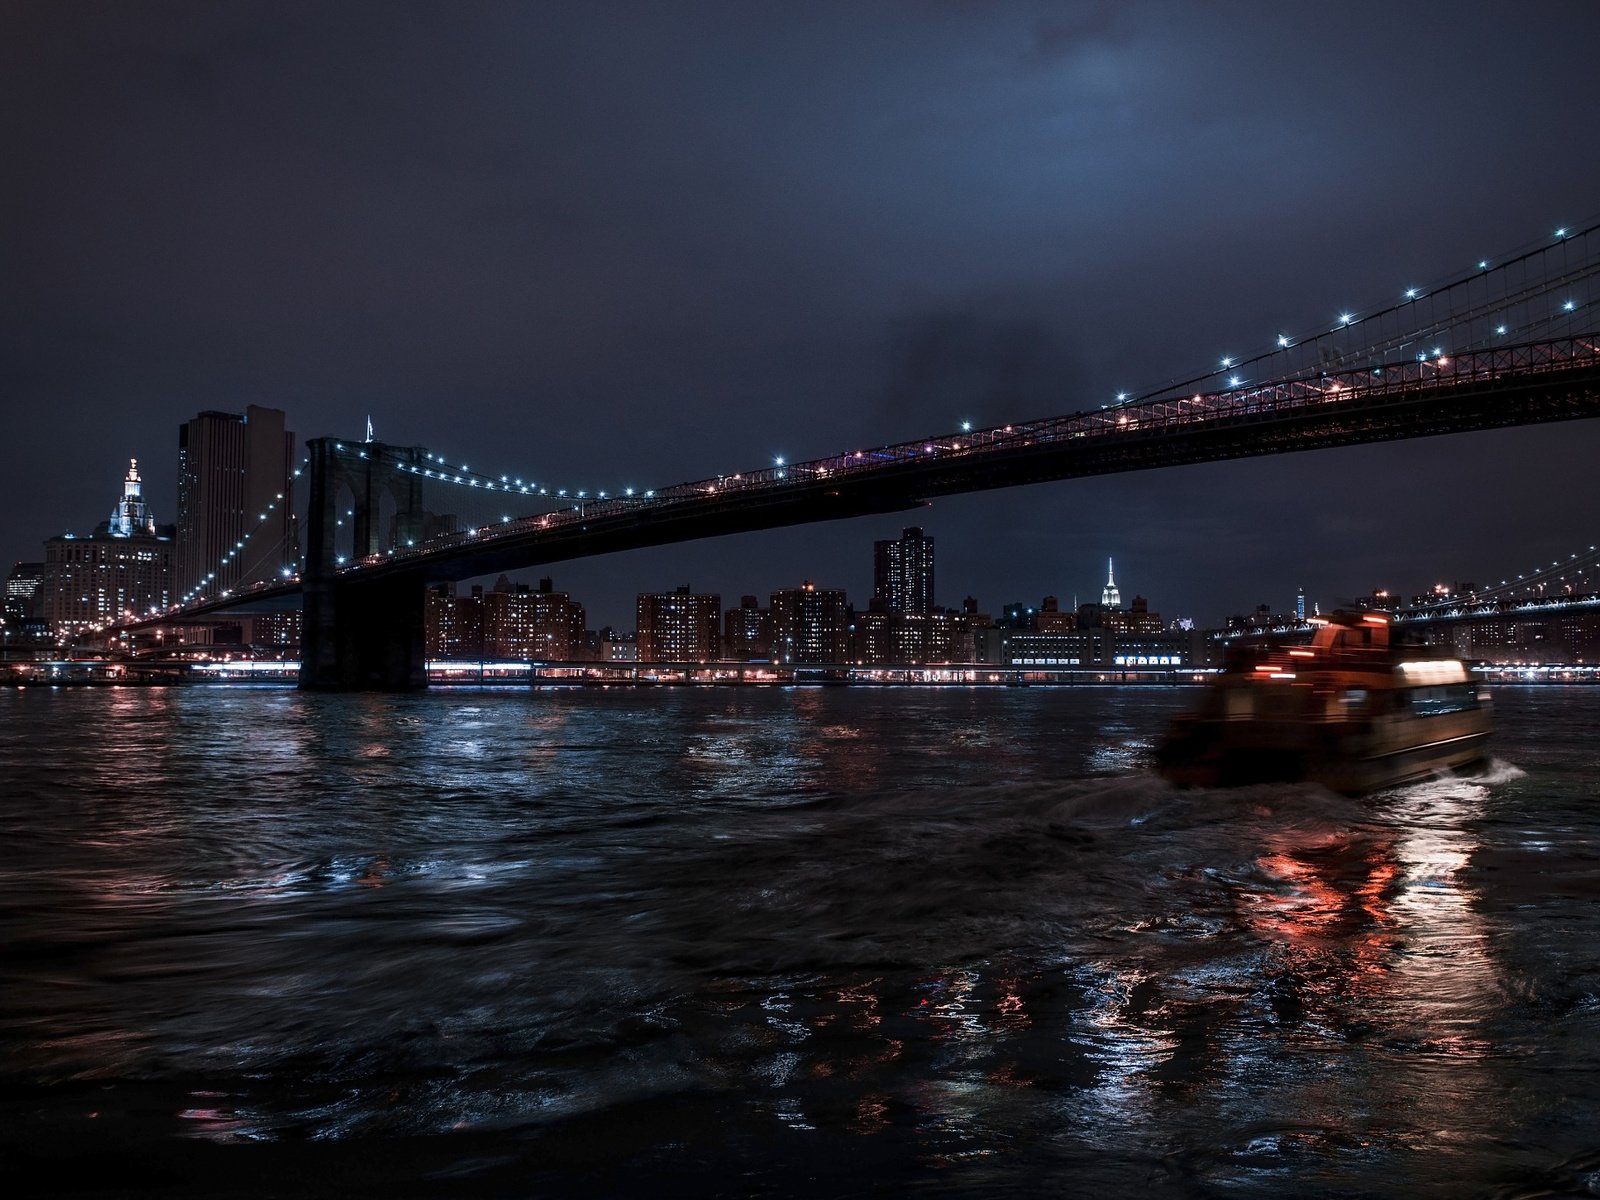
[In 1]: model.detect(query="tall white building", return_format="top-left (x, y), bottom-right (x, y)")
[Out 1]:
top-left (1101, 558), bottom-right (1121, 608)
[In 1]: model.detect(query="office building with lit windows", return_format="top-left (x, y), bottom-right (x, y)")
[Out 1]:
top-left (39, 459), bottom-right (174, 633)
top-left (637, 587), bottom-right (721, 662)
top-left (5, 562), bottom-right (44, 620)
top-left (176, 405), bottom-right (297, 601)
top-left (873, 526), bottom-right (935, 614)
top-left (771, 582), bottom-right (849, 663)
top-left (482, 577), bottom-right (587, 660)
top-left (724, 595), bottom-right (773, 661)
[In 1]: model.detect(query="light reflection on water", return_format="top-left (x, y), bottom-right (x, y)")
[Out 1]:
top-left (1, 685), bottom-right (1598, 1196)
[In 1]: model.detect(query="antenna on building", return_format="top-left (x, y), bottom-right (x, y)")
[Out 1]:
top-left (1101, 557), bottom-right (1121, 608)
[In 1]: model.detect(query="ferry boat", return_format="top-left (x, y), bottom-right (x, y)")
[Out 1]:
top-left (1156, 610), bottom-right (1491, 794)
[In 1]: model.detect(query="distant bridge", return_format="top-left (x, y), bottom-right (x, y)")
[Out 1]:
top-left (120, 220), bottom-right (1600, 688)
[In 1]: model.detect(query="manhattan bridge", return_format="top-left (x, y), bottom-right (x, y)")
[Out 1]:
top-left (114, 219), bottom-right (1600, 688)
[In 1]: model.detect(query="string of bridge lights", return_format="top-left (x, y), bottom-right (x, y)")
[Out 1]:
top-left (1104, 220), bottom-right (1596, 411)
top-left (1409, 543), bottom-right (1600, 612)
top-left (174, 457), bottom-right (309, 608)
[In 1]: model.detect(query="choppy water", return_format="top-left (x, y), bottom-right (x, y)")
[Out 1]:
top-left (2, 684), bottom-right (1599, 1197)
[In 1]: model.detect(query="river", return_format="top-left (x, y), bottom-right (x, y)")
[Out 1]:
top-left (2, 684), bottom-right (1597, 1197)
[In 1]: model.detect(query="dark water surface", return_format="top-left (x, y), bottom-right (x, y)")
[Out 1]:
top-left (3, 685), bottom-right (1599, 1197)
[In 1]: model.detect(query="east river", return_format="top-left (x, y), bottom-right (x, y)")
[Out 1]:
top-left (3, 684), bottom-right (1599, 1198)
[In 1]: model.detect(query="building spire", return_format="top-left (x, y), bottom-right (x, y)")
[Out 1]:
top-left (1101, 556), bottom-right (1121, 608)
top-left (108, 456), bottom-right (154, 537)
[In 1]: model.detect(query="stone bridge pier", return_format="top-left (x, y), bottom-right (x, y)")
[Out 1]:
top-left (299, 437), bottom-right (431, 690)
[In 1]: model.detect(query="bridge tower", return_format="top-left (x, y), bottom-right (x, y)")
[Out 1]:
top-left (299, 437), bottom-right (433, 690)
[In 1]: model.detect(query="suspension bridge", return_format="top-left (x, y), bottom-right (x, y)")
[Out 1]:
top-left (118, 220), bottom-right (1600, 688)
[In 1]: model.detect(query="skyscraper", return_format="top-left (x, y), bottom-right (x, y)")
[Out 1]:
top-left (176, 406), bottom-right (297, 601)
top-left (874, 526), bottom-right (935, 614)
top-left (39, 459), bottom-right (174, 632)
top-left (1101, 558), bottom-right (1121, 608)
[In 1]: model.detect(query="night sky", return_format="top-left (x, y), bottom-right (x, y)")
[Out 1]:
top-left (6, 2), bottom-right (1600, 630)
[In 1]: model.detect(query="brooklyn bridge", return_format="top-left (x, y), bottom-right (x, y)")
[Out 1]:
top-left (116, 221), bottom-right (1600, 688)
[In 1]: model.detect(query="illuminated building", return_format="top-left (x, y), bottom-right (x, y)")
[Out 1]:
top-left (771, 582), bottom-right (848, 663)
top-left (1101, 558), bottom-right (1121, 608)
top-left (249, 610), bottom-right (303, 651)
top-left (482, 576), bottom-right (587, 660)
top-left (1103, 594), bottom-right (1164, 635)
top-left (874, 527), bottom-right (935, 614)
top-left (637, 587), bottom-right (721, 662)
top-left (724, 595), bottom-right (773, 661)
top-left (424, 583), bottom-right (486, 657)
top-left (39, 459), bottom-right (175, 633)
top-left (5, 562), bottom-right (43, 620)
top-left (1296, 587), bottom-right (1306, 621)
top-left (176, 405), bottom-right (297, 601)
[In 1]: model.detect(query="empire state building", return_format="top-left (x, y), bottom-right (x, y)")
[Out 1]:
top-left (1101, 558), bottom-right (1121, 609)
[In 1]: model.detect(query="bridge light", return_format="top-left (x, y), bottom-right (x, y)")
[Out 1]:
top-left (1405, 288), bottom-right (1419, 299)
top-left (1339, 313), bottom-right (1354, 325)
top-left (1564, 299), bottom-right (1577, 312)
top-left (1496, 325), bottom-right (1508, 335)
top-left (1478, 259), bottom-right (1489, 270)
top-left (1115, 392), bottom-right (1127, 402)
top-left (1556, 227), bottom-right (1569, 239)
top-left (1228, 375), bottom-right (1241, 387)
top-left (775, 456), bottom-right (785, 466)
top-left (1220, 356), bottom-right (1232, 368)
top-left (336, 555), bottom-right (346, 564)
top-left (625, 487), bottom-right (634, 496)
top-left (961, 420), bottom-right (972, 432)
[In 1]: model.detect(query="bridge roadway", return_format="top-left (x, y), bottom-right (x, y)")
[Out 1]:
top-left (127, 336), bottom-right (1600, 687)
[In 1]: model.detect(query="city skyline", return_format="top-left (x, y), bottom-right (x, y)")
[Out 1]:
top-left (7, 426), bottom-right (1585, 637)
top-left (5, 4), bottom-right (1600, 632)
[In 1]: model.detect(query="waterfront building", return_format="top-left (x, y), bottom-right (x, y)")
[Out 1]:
top-left (771, 582), bottom-right (849, 663)
top-left (39, 459), bottom-right (175, 634)
top-left (874, 527), bottom-right (935, 615)
top-left (482, 576), bottom-right (587, 660)
top-left (724, 595), bottom-right (773, 661)
top-left (424, 583), bottom-right (486, 658)
top-left (637, 587), bottom-right (721, 662)
top-left (176, 405), bottom-right (297, 602)
top-left (600, 632), bottom-right (638, 662)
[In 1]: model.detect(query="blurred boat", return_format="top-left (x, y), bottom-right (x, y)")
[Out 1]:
top-left (1156, 610), bottom-right (1492, 794)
